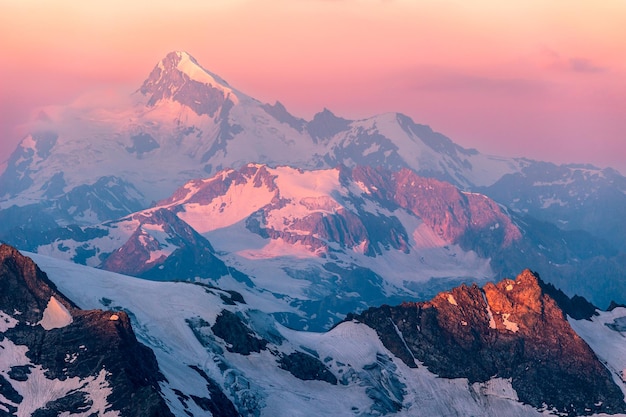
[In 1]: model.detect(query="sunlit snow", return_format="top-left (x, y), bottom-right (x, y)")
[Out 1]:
top-left (38, 296), bottom-right (73, 330)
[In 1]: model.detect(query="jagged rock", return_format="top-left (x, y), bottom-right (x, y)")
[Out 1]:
top-left (102, 208), bottom-right (229, 281)
top-left (188, 365), bottom-right (239, 417)
top-left (355, 269), bottom-right (625, 416)
top-left (212, 309), bottom-right (267, 355)
top-left (278, 352), bottom-right (337, 385)
top-left (0, 244), bottom-right (173, 416)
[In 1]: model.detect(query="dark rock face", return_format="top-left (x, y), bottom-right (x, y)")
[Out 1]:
top-left (126, 133), bottom-right (160, 157)
top-left (306, 108), bottom-right (351, 143)
top-left (212, 309), bottom-right (268, 355)
top-left (354, 269), bottom-right (625, 416)
top-left (538, 278), bottom-right (598, 320)
top-left (101, 208), bottom-right (228, 281)
top-left (0, 244), bottom-right (173, 417)
top-left (188, 365), bottom-right (240, 417)
top-left (278, 352), bottom-right (337, 385)
top-left (261, 101), bottom-right (306, 132)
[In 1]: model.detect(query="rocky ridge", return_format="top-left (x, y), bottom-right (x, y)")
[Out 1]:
top-left (20, 248), bottom-right (626, 417)
top-left (0, 244), bottom-right (172, 416)
top-left (354, 269), bottom-right (624, 416)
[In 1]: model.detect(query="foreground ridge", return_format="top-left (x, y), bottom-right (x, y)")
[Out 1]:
top-left (354, 269), bottom-right (625, 416)
top-left (11, 248), bottom-right (626, 417)
top-left (0, 244), bottom-right (172, 416)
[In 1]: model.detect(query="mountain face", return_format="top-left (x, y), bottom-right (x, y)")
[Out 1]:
top-left (17, 250), bottom-right (626, 417)
top-left (0, 244), bottom-right (172, 416)
top-left (10, 162), bottom-right (623, 330)
top-left (1, 51), bottom-right (623, 307)
top-left (14, 164), bottom-right (525, 330)
top-left (1, 50), bottom-right (626, 415)
top-left (355, 269), bottom-right (623, 415)
top-left (481, 162), bottom-right (626, 251)
top-left (0, 52), bottom-right (526, 217)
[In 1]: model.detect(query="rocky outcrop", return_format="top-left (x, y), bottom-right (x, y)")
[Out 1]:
top-left (354, 269), bottom-right (625, 416)
top-left (102, 208), bottom-right (228, 281)
top-left (350, 165), bottom-right (522, 251)
top-left (211, 309), bottom-right (268, 355)
top-left (278, 352), bottom-right (337, 385)
top-left (0, 244), bottom-right (173, 416)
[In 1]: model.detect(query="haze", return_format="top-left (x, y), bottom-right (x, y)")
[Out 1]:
top-left (1, 0), bottom-right (624, 174)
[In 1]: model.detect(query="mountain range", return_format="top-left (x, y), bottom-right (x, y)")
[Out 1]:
top-left (3, 245), bottom-right (626, 416)
top-left (1, 50), bottom-right (625, 415)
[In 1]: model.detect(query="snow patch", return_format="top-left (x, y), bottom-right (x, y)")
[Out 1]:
top-left (175, 52), bottom-right (238, 104)
top-left (0, 337), bottom-right (118, 417)
top-left (501, 313), bottom-right (519, 333)
top-left (540, 196), bottom-right (568, 209)
top-left (237, 238), bottom-right (317, 260)
top-left (447, 294), bottom-right (458, 306)
top-left (471, 378), bottom-right (519, 401)
top-left (20, 134), bottom-right (37, 151)
top-left (38, 296), bottom-right (73, 330)
top-left (482, 293), bottom-right (497, 329)
top-left (177, 180), bottom-right (275, 233)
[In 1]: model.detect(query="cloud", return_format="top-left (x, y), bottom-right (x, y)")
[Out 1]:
top-left (539, 48), bottom-right (607, 74)
top-left (568, 58), bottom-right (606, 74)
top-left (400, 68), bottom-right (547, 95)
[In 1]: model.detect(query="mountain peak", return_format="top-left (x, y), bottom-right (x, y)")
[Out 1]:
top-left (355, 269), bottom-right (624, 415)
top-left (139, 50), bottom-right (238, 116)
top-left (307, 108), bottom-right (351, 142)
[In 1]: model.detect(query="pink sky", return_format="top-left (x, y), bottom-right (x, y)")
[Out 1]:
top-left (1, 0), bottom-right (625, 174)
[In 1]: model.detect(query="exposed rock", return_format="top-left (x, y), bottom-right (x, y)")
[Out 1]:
top-left (102, 208), bottom-right (228, 281)
top-left (0, 244), bottom-right (173, 416)
top-left (140, 51), bottom-right (231, 118)
top-left (355, 269), bottom-right (625, 416)
top-left (607, 300), bottom-right (626, 311)
top-left (188, 365), bottom-right (240, 417)
top-left (211, 309), bottom-right (267, 355)
top-left (349, 165), bottom-right (521, 251)
top-left (306, 108), bottom-right (351, 143)
top-left (278, 352), bottom-right (337, 385)
top-left (538, 278), bottom-right (598, 320)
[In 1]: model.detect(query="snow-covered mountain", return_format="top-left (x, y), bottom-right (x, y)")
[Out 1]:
top-left (1, 50), bottom-right (625, 414)
top-left (11, 164), bottom-right (519, 330)
top-left (2, 51), bottom-right (623, 265)
top-left (10, 163), bottom-right (623, 331)
top-left (6, 246), bottom-right (626, 417)
top-left (1, 51), bottom-right (623, 281)
top-left (0, 51), bottom-right (522, 220)
top-left (480, 162), bottom-right (626, 251)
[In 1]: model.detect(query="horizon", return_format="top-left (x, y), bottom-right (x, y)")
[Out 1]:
top-left (1, 1), bottom-right (625, 175)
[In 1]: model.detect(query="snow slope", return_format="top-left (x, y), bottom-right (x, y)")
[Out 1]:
top-left (27, 251), bottom-right (625, 417)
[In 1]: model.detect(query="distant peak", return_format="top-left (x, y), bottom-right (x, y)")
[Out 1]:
top-left (155, 50), bottom-right (232, 88)
top-left (170, 50), bottom-right (193, 60)
top-left (307, 108), bottom-right (351, 142)
top-left (139, 51), bottom-right (239, 116)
